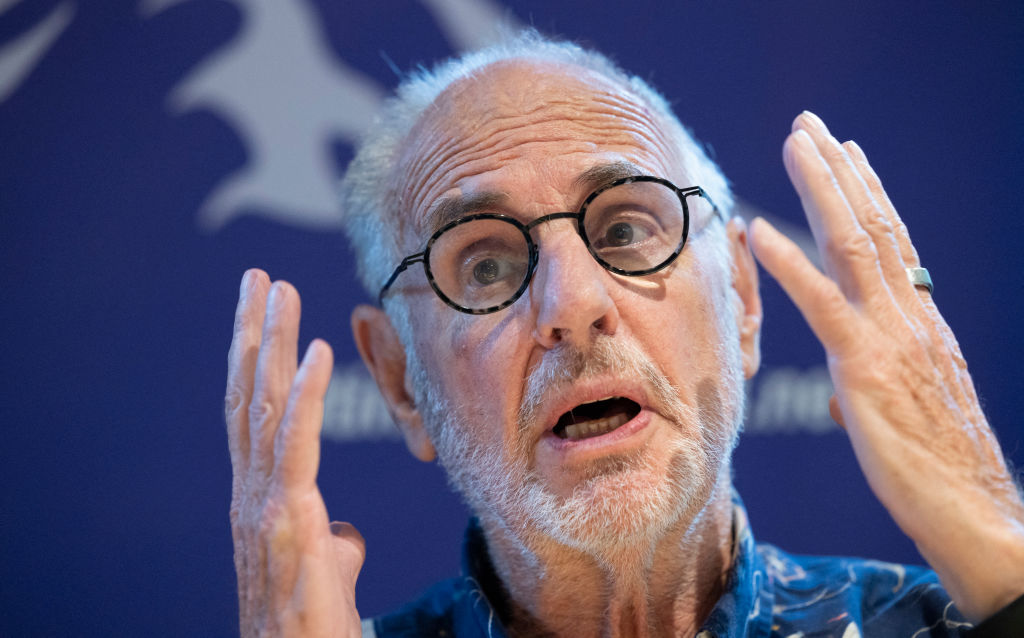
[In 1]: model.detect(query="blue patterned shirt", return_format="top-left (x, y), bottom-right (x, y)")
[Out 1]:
top-left (363, 498), bottom-right (973, 637)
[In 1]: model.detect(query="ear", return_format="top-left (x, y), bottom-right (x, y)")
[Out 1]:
top-left (726, 217), bottom-right (763, 379)
top-left (351, 304), bottom-right (436, 462)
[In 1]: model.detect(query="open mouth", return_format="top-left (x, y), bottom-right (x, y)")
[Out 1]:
top-left (552, 397), bottom-right (642, 441)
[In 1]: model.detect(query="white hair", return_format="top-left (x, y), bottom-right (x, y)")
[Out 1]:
top-left (338, 29), bottom-right (734, 346)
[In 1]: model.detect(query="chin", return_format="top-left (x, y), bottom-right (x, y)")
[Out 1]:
top-left (425, 359), bottom-right (741, 559)
top-left (516, 436), bottom-right (719, 556)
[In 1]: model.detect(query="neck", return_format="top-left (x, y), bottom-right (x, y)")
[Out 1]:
top-left (480, 477), bottom-right (735, 638)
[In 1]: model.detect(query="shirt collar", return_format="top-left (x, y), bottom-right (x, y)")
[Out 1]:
top-left (696, 491), bottom-right (775, 637)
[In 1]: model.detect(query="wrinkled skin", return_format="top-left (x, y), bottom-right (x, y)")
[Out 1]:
top-left (226, 275), bottom-right (365, 638)
top-left (224, 62), bottom-right (1024, 636)
top-left (749, 113), bottom-right (1024, 621)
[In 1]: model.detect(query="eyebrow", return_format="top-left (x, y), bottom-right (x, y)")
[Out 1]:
top-left (421, 161), bottom-right (649, 237)
top-left (423, 191), bottom-right (510, 236)
top-left (572, 160), bottom-right (647, 193)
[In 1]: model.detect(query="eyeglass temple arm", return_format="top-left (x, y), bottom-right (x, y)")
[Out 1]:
top-left (680, 186), bottom-right (724, 223)
top-left (378, 252), bottom-right (425, 306)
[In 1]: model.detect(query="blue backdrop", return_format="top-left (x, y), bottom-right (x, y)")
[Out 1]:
top-left (2, 1), bottom-right (1022, 635)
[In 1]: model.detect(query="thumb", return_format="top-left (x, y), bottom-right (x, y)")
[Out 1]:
top-left (330, 521), bottom-right (367, 587)
top-left (829, 394), bottom-right (847, 430)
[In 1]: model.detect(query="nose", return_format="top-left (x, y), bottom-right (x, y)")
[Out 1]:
top-left (528, 220), bottom-right (620, 350)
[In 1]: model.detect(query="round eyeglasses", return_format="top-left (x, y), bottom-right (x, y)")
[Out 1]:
top-left (378, 176), bottom-right (721, 315)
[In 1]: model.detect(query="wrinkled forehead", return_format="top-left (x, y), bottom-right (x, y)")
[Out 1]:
top-left (390, 59), bottom-right (687, 241)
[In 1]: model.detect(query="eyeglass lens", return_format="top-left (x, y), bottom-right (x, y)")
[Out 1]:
top-left (426, 180), bottom-right (686, 311)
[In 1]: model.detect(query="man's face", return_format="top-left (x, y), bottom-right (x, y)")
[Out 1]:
top-left (391, 60), bottom-right (750, 553)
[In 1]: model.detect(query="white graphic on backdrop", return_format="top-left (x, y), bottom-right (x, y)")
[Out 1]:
top-left (322, 365), bottom-right (400, 441)
top-left (140, 0), bottom-right (386, 230)
top-left (419, 0), bottom-right (520, 50)
top-left (140, 0), bottom-right (518, 231)
top-left (747, 366), bottom-right (835, 434)
top-left (0, 1), bottom-right (75, 103)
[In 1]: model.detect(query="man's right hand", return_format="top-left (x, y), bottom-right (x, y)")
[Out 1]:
top-left (226, 269), bottom-right (365, 637)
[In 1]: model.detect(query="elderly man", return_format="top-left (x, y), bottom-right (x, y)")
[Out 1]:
top-left (225, 33), bottom-right (1024, 637)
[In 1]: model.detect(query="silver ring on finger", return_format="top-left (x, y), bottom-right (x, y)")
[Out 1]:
top-left (906, 266), bottom-right (933, 294)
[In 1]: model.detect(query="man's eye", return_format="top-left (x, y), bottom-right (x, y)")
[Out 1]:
top-left (594, 216), bottom-right (656, 250)
top-left (473, 258), bottom-right (501, 285)
top-left (605, 222), bottom-right (635, 247)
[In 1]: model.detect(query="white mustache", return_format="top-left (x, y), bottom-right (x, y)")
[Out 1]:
top-left (516, 335), bottom-right (686, 434)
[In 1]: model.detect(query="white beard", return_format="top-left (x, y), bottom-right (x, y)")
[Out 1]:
top-left (413, 333), bottom-right (742, 558)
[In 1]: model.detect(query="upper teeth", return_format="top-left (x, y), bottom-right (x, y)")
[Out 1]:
top-left (563, 412), bottom-right (629, 441)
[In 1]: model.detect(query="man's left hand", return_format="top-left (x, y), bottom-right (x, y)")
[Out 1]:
top-left (748, 111), bottom-right (1024, 622)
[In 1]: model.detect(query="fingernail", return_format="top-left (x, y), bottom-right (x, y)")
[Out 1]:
top-left (845, 139), bottom-right (866, 161)
top-left (792, 128), bottom-right (815, 149)
top-left (268, 281), bottom-right (285, 307)
top-left (748, 216), bottom-right (763, 239)
top-left (751, 216), bottom-right (779, 240)
top-left (801, 110), bottom-right (828, 133)
top-left (240, 270), bottom-right (253, 294)
top-left (748, 217), bottom-right (772, 258)
top-left (783, 132), bottom-right (814, 192)
top-left (303, 339), bottom-right (321, 364)
top-left (782, 135), bottom-right (799, 173)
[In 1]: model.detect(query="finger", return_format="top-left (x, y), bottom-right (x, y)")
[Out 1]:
top-left (783, 127), bottom-right (886, 304)
top-left (828, 394), bottom-right (847, 430)
top-left (792, 120), bottom-right (964, 400)
top-left (843, 139), bottom-right (938, 306)
top-left (748, 216), bottom-right (858, 353)
top-left (838, 144), bottom-right (975, 396)
top-left (793, 113), bottom-right (909, 291)
top-left (227, 270), bottom-right (271, 634)
top-left (226, 269), bottom-right (270, 480)
top-left (330, 521), bottom-right (367, 587)
top-left (842, 142), bottom-right (968, 366)
top-left (249, 281), bottom-right (301, 478)
top-left (274, 338), bottom-right (333, 489)
top-left (843, 140), bottom-right (921, 269)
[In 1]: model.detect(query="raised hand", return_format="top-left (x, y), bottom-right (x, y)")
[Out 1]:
top-left (748, 112), bottom-right (1024, 621)
top-left (226, 269), bottom-right (365, 637)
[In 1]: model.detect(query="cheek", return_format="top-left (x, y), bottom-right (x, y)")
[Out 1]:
top-left (423, 309), bottom-right (529, 437)
top-left (631, 248), bottom-right (736, 385)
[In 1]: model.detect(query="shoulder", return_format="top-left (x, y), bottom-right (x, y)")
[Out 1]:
top-left (758, 543), bottom-right (972, 637)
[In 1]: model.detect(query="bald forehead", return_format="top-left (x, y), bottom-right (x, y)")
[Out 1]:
top-left (407, 56), bottom-right (667, 156)
top-left (392, 58), bottom-right (687, 240)
top-left (438, 59), bottom-right (633, 116)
